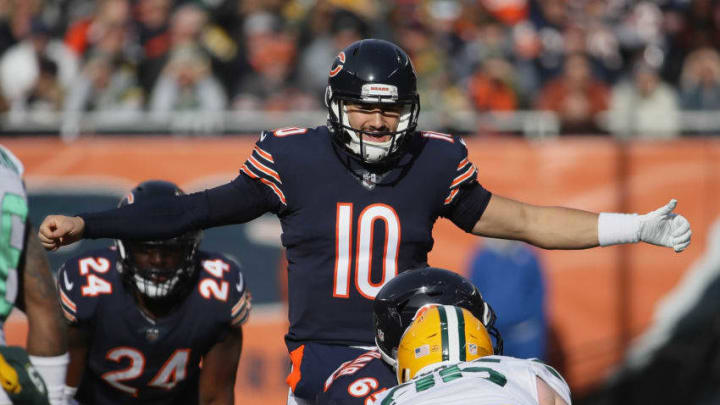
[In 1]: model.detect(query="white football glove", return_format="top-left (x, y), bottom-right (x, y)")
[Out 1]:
top-left (638, 199), bottom-right (692, 252)
top-left (63, 385), bottom-right (78, 405)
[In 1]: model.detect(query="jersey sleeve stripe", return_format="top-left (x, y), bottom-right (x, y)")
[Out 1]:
top-left (253, 145), bottom-right (274, 163)
top-left (422, 131), bottom-right (455, 143)
top-left (247, 155), bottom-right (282, 184)
top-left (240, 165), bottom-right (287, 205)
top-left (60, 307), bottom-right (77, 323)
top-left (59, 289), bottom-right (77, 313)
top-left (231, 307), bottom-right (250, 325)
top-left (443, 189), bottom-right (460, 205)
top-left (231, 295), bottom-right (247, 316)
top-left (259, 178), bottom-right (287, 205)
top-left (450, 164), bottom-right (477, 188)
top-left (457, 158), bottom-right (469, 170)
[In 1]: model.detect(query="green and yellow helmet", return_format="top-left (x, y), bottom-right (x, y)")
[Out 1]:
top-left (395, 305), bottom-right (494, 384)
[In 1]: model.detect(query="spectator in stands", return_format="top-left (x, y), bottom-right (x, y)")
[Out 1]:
top-left (163, 3), bottom-right (237, 99)
top-left (231, 12), bottom-right (312, 111)
top-left (0, 19), bottom-right (77, 114)
top-left (482, 0), bottom-right (529, 25)
top-left (579, 1), bottom-right (624, 83)
top-left (679, 47), bottom-right (720, 111)
top-left (22, 57), bottom-right (63, 113)
top-left (0, 0), bottom-right (41, 55)
top-left (673, 0), bottom-right (720, 54)
top-left (527, 0), bottom-right (569, 83)
top-left (64, 0), bottom-right (132, 59)
top-left (134, 0), bottom-right (173, 93)
top-left (396, 19), bottom-right (469, 118)
top-left (511, 21), bottom-right (543, 107)
top-left (452, 20), bottom-right (514, 83)
top-left (148, 43), bottom-right (226, 118)
top-left (468, 55), bottom-right (518, 112)
top-left (607, 59), bottom-right (680, 139)
top-left (63, 49), bottom-right (142, 113)
top-left (535, 52), bottom-right (610, 134)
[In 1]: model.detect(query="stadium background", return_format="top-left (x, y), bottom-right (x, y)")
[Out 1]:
top-left (2, 0), bottom-right (720, 403)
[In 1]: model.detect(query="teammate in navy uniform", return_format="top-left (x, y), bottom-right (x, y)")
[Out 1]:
top-left (38, 39), bottom-right (691, 404)
top-left (57, 181), bottom-right (250, 405)
top-left (317, 267), bottom-right (502, 405)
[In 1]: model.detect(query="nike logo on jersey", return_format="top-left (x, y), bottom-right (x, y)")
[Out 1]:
top-left (63, 271), bottom-right (74, 290)
top-left (235, 278), bottom-right (243, 293)
top-left (259, 132), bottom-right (267, 142)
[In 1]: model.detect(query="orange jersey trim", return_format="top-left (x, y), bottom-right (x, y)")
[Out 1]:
top-left (253, 146), bottom-right (274, 163)
top-left (444, 188), bottom-right (460, 205)
top-left (286, 345), bottom-right (305, 392)
top-left (59, 289), bottom-right (77, 312)
top-left (240, 165), bottom-right (287, 205)
top-left (247, 155), bottom-right (282, 184)
top-left (450, 165), bottom-right (476, 188)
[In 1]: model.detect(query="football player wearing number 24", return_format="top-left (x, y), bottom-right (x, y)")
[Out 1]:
top-left (38, 39), bottom-right (691, 405)
top-left (56, 181), bottom-right (250, 405)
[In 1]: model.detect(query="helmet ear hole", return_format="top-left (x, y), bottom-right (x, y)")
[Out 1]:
top-left (324, 86), bottom-right (332, 108)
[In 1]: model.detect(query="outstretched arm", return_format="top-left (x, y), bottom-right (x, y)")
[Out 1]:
top-left (472, 195), bottom-right (598, 249)
top-left (198, 326), bottom-right (243, 405)
top-left (38, 176), bottom-right (273, 251)
top-left (473, 195), bottom-right (691, 252)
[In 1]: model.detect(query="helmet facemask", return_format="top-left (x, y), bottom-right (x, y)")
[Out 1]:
top-left (326, 85), bottom-right (420, 165)
top-left (116, 232), bottom-right (201, 303)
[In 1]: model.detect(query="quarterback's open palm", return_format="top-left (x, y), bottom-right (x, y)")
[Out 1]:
top-left (38, 215), bottom-right (85, 251)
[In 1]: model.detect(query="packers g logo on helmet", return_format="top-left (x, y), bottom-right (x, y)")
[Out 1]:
top-left (395, 305), bottom-right (494, 384)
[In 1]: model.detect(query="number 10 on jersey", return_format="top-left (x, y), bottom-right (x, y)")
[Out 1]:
top-left (333, 203), bottom-right (400, 299)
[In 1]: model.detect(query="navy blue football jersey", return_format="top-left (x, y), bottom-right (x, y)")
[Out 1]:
top-left (239, 125), bottom-right (487, 349)
top-left (57, 247), bottom-right (249, 405)
top-left (318, 349), bottom-right (396, 405)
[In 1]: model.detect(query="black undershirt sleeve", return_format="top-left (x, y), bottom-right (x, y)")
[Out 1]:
top-left (445, 182), bottom-right (493, 233)
top-left (80, 175), bottom-right (273, 240)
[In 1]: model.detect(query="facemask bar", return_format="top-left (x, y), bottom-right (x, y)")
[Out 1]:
top-left (115, 234), bottom-right (200, 301)
top-left (326, 87), bottom-right (420, 164)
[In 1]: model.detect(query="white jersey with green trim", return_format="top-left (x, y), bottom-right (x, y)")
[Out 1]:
top-left (0, 145), bottom-right (27, 341)
top-left (371, 355), bottom-right (571, 405)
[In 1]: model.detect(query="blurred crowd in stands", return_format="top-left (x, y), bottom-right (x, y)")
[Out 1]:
top-left (2, 0), bottom-right (720, 136)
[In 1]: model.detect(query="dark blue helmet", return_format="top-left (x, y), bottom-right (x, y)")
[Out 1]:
top-left (373, 267), bottom-right (503, 365)
top-left (325, 39), bottom-right (421, 164)
top-left (115, 180), bottom-right (202, 302)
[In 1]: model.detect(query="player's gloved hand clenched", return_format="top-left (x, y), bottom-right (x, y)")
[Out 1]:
top-left (37, 215), bottom-right (85, 251)
top-left (638, 199), bottom-right (692, 252)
